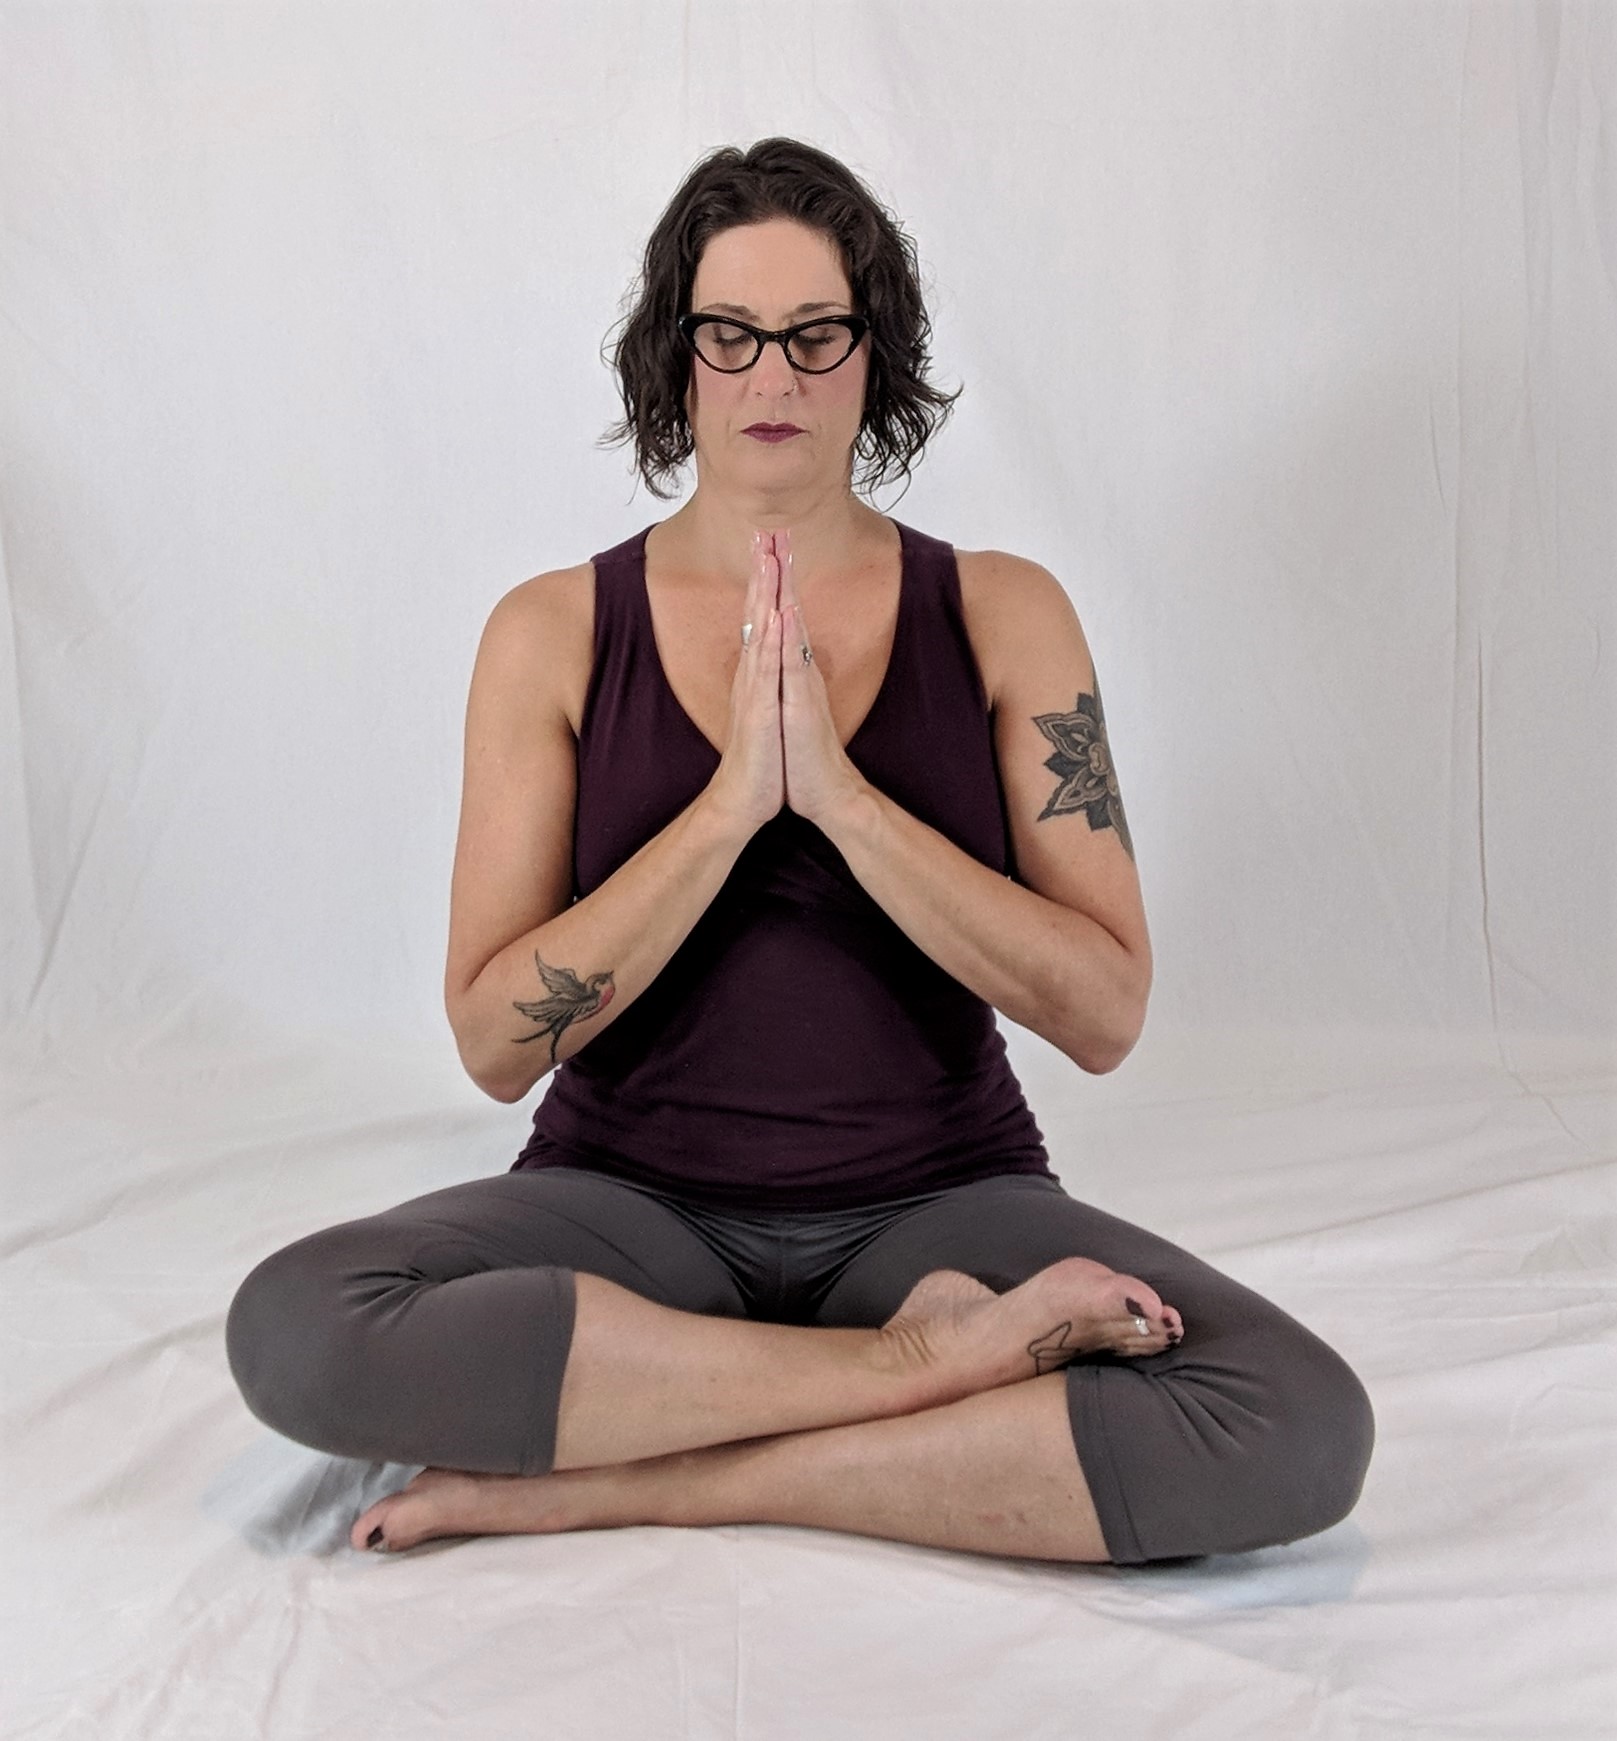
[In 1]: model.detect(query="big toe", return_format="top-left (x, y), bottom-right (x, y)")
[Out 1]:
top-left (351, 1478), bottom-right (438, 1553)
top-left (351, 1501), bottom-right (396, 1552)
top-left (1113, 1278), bottom-right (1186, 1354)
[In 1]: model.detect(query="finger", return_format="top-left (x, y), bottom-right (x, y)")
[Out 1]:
top-left (776, 528), bottom-right (795, 610)
top-left (745, 531), bottom-right (771, 651)
top-left (773, 533), bottom-right (810, 666)
top-left (786, 600), bottom-right (812, 668)
top-left (752, 528), bottom-right (771, 605)
top-left (767, 605), bottom-right (784, 678)
top-left (756, 542), bottom-right (779, 619)
top-left (778, 604), bottom-right (812, 682)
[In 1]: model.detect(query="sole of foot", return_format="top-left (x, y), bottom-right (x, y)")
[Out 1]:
top-left (878, 1256), bottom-right (1184, 1405)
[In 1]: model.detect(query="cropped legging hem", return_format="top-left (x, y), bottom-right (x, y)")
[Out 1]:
top-left (228, 1223), bottom-right (579, 1479)
top-left (224, 1164), bottom-right (1375, 1563)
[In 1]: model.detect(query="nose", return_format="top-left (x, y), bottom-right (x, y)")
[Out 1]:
top-left (749, 337), bottom-right (798, 397)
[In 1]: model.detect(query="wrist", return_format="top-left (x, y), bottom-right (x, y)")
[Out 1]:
top-left (692, 782), bottom-right (772, 855)
top-left (809, 770), bottom-right (880, 850)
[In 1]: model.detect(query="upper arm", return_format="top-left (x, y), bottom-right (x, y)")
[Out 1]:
top-left (443, 563), bottom-right (592, 1020)
top-left (960, 549), bottom-right (1152, 980)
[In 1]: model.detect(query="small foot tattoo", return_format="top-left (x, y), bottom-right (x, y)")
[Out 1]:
top-left (1026, 1320), bottom-right (1081, 1376)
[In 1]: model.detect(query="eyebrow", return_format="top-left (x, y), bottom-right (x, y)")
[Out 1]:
top-left (695, 300), bottom-right (849, 318)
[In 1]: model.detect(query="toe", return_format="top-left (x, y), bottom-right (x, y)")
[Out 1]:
top-left (350, 1506), bottom-right (388, 1552)
top-left (1121, 1282), bottom-right (1166, 1322)
top-left (351, 1493), bottom-right (410, 1553)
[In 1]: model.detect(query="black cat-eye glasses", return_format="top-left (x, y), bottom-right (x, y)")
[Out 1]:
top-left (677, 313), bottom-right (870, 375)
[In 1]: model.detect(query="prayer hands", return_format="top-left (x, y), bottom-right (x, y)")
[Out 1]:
top-left (707, 529), bottom-right (866, 838)
top-left (770, 528), bottom-right (865, 828)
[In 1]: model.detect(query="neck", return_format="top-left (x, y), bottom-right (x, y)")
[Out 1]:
top-left (656, 478), bottom-right (885, 588)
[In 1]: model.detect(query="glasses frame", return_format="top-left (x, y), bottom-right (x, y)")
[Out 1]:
top-left (677, 313), bottom-right (870, 376)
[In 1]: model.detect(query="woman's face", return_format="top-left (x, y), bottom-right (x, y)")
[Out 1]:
top-left (684, 217), bottom-right (869, 491)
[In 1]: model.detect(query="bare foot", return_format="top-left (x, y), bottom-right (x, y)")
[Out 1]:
top-left (875, 1257), bottom-right (1185, 1406)
top-left (349, 1464), bottom-right (619, 1555)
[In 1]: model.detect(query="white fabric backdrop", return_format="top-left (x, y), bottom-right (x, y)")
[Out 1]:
top-left (2, 5), bottom-right (1613, 1739)
top-left (3, 0), bottom-right (1610, 1068)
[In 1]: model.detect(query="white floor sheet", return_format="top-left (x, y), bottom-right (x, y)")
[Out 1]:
top-left (4, 3), bottom-right (1613, 1735)
top-left (5, 1026), bottom-right (1612, 1741)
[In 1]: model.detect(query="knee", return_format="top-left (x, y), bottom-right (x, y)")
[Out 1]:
top-left (1249, 1332), bottom-right (1375, 1548)
top-left (1083, 1323), bottom-right (1375, 1564)
top-left (1199, 1327), bottom-right (1376, 1557)
top-left (224, 1222), bottom-right (375, 1453)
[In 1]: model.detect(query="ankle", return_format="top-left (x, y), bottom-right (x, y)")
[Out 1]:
top-left (861, 1321), bottom-right (945, 1414)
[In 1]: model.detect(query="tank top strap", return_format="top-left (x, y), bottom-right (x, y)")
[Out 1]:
top-left (856, 520), bottom-right (1008, 876)
top-left (571, 524), bottom-right (696, 901)
top-left (580, 523), bottom-right (655, 729)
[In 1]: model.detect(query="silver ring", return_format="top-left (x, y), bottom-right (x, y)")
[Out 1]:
top-left (1133, 1315), bottom-right (1150, 1337)
top-left (801, 645), bottom-right (813, 665)
top-left (741, 621), bottom-right (753, 648)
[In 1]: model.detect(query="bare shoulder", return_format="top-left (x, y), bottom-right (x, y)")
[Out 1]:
top-left (954, 546), bottom-right (1088, 711)
top-left (446, 557), bottom-right (595, 1017)
top-left (479, 558), bottom-right (596, 737)
top-left (954, 541), bottom-right (1146, 973)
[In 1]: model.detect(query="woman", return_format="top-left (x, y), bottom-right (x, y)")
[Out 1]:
top-left (225, 138), bottom-right (1373, 1563)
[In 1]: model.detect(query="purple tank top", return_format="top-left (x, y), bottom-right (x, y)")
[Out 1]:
top-left (512, 519), bottom-right (1054, 1211)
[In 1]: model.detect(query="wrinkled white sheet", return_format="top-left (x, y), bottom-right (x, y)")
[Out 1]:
top-left (3, 0), bottom-right (1614, 1735)
top-left (3, 1028), bottom-right (1613, 1740)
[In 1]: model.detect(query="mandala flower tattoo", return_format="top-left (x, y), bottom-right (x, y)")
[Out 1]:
top-left (1032, 678), bottom-right (1134, 861)
top-left (512, 952), bottom-right (615, 1062)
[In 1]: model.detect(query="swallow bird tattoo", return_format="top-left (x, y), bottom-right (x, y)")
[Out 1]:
top-left (511, 951), bottom-right (616, 1062)
top-left (1031, 677), bottom-right (1134, 861)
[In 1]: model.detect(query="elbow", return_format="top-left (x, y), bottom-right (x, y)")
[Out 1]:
top-left (471, 1055), bottom-right (548, 1105)
top-left (471, 1041), bottom-right (552, 1104)
top-left (1068, 951), bottom-right (1151, 1075)
top-left (479, 1070), bottom-right (531, 1106)
top-left (1075, 1033), bottom-right (1132, 1076)
top-left (1084, 1030), bottom-right (1141, 1076)
top-left (447, 1005), bottom-right (546, 1104)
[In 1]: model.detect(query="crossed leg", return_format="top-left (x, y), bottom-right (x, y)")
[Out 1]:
top-left (227, 1166), bottom-right (1369, 1565)
top-left (354, 1364), bottom-right (1098, 1560)
top-left (350, 1256), bottom-right (1181, 1557)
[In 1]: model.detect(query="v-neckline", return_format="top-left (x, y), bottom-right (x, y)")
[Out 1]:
top-left (637, 519), bottom-right (909, 763)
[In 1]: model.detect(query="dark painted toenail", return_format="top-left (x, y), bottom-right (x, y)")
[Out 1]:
top-left (366, 1526), bottom-right (384, 1549)
top-left (1124, 1297), bottom-right (1146, 1318)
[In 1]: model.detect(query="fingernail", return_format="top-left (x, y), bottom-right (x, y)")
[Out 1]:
top-left (366, 1526), bottom-right (384, 1549)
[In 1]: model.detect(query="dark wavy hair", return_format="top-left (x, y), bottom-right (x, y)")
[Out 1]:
top-left (600, 137), bottom-right (960, 501)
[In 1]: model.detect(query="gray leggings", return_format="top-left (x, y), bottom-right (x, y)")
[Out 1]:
top-left (224, 1165), bottom-right (1374, 1564)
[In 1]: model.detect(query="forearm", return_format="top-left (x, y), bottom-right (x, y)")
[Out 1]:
top-left (452, 791), bottom-right (754, 1103)
top-left (818, 782), bottom-right (1147, 1073)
